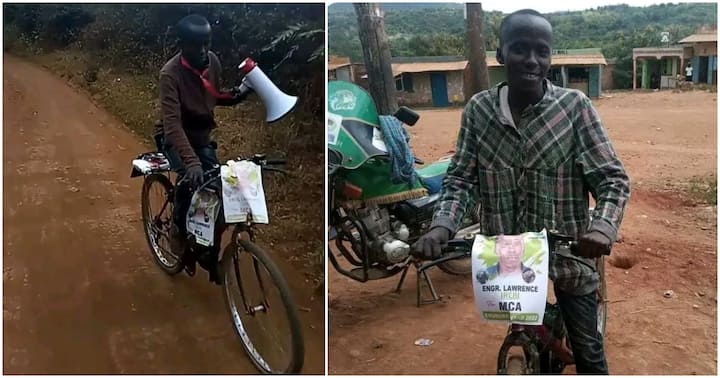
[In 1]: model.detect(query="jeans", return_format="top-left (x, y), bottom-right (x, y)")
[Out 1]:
top-left (163, 143), bottom-right (219, 235)
top-left (555, 288), bottom-right (609, 374)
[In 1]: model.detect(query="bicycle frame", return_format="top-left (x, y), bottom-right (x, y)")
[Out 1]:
top-left (496, 237), bottom-right (605, 375)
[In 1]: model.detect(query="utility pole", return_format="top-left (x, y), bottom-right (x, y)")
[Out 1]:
top-left (466, 3), bottom-right (490, 96)
top-left (354, 3), bottom-right (398, 114)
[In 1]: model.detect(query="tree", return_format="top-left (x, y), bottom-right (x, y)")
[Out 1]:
top-left (354, 3), bottom-right (397, 114)
top-left (466, 3), bottom-right (490, 95)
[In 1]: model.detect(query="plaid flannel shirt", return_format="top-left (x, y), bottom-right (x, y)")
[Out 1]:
top-left (432, 81), bottom-right (630, 295)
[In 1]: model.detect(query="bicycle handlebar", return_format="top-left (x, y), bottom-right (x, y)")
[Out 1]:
top-left (178, 154), bottom-right (288, 190)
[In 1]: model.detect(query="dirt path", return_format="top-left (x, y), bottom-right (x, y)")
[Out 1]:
top-left (3, 55), bottom-right (324, 374)
top-left (329, 90), bottom-right (717, 375)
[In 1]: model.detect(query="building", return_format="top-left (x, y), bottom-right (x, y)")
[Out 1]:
top-left (631, 32), bottom-right (717, 89)
top-left (390, 56), bottom-right (467, 107)
top-left (328, 55), bottom-right (356, 83)
top-left (602, 58), bottom-right (617, 91)
top-left (330, 49), bottom-right (608, 107)
top-left (678, 33), bottom-right (717, 85)
top-left (632, 46), bottom-right (685, 89)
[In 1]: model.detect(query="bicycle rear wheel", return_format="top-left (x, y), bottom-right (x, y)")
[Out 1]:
top-left (221, 239), bottom-right (304, 373)
top-left (141, 173), bottom-right (182, 275)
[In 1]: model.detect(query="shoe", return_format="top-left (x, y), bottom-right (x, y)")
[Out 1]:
top-left (169, 224), bottom-right (187, 259)
top-left (198, 250), bottom-right (221, 284)
top-left (170, 224), bottom-right (196, 276)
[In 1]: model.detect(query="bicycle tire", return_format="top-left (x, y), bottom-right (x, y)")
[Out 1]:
top-left (498, 342), bottom-right (538, 375)
top-left (221, 239), bottom-right (304, 374)
top-left (141, 173), bottom-right (183, 275)
top-left (506, 355), bottom-right (526, 375)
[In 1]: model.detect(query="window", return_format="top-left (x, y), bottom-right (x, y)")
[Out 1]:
top-left (395, 73), bottom-right (414, 92)
top-left (402, 73), bottom-right (414, 92)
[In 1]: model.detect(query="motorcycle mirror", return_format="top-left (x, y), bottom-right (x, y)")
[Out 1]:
top-left (394, 106), bottom-right (420, 126)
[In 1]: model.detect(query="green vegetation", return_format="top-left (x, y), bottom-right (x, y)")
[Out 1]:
top-left (3, 3), bottom-right (325, 284)
top-left (688, 174), bottom-right (717, 205)
top-left (329, 2), bottom-right (717, 88)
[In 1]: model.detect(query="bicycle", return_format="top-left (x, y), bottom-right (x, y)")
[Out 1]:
top-left (132, 151), bottom-right (304, 374)
top-left (424, 228), bottom-right (607, 375)
top-left (496, 230), bottom-right (607, 375)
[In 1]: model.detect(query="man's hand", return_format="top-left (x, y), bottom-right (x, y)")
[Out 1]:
top-left (230, 84), bottom-right (254, 102)
top-left (184, 165), bottom-right (205, 188)
top-left (574, 230), bottom-right (612, 258)
top-left (412, 227), bottom-right (451, 259)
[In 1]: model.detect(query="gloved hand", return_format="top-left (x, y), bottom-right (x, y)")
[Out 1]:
top-left (574, 230), bottom-right (612, 258)
top-left (230, 83), bottom-right (254, 102)
top-left (412, 227), bottom-right (451, 259)
top-left (184, 165), bottom-right (205, 188)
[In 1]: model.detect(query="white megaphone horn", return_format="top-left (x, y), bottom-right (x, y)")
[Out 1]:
top-left (238, 57), bottom-right (298, 123)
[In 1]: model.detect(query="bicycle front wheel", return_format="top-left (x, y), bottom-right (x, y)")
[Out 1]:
top-left (221, 239), bottom-right (304, 374)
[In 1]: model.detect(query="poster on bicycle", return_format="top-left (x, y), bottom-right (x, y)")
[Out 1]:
top-left (186, 190), bottom-right (221, 247)
top-left (220, 160), bottom-right (269, 224)
top-left (471, 229), bottom-right (549, 325)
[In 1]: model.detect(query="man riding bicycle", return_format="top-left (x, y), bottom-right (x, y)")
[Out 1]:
top-left (414, 9), bottom-right (630, 374)
top-left (158, 14), bottom-right (251, 278)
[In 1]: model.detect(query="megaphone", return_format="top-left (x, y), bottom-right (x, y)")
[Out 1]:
top-left (238, 58), bottom-right (298, 123)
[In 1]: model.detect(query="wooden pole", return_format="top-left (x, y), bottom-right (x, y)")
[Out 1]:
top-left (354, 3), bottom-right (398, 114)
top-left (466, 3), bottom-right (490, 95)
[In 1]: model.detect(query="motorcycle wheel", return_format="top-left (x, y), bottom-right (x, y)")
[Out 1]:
top-left (141, 173), bottom-right (183, 275)
top-left (437, 216), bottom-right (479, 276)
top-left (437, 258), bottom-right (472, 275)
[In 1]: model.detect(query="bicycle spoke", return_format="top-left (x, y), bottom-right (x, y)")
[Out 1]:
top-left (233, 252), bottom-right (252, 314)
top-left (253, 256), bottom-right (270, 311)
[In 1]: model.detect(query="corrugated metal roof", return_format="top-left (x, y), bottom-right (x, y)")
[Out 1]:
top-left (391, 60), bottom-right (468, 75)
top-left (328, 56), bottom-right (352, 71)
top-left (391, 55), bottom-right (465, 63)
top-left (678, 33), bottom-right (717, 44)
top-left (328, 62), bottom-right (352, 70)
top-left (486, 53), bottom-right (606, 67)
top-left (343, 52), bottom-right (607, 75)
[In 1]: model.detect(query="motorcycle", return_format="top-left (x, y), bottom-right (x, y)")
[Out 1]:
top-left (327, 80), bottom-right (478, 306)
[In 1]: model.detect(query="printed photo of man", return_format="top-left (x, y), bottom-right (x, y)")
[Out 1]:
top-left (476, 235), bottom-right (536, 284)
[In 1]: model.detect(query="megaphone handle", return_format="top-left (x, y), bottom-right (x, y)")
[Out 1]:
top-left (241, 77), bottom-right (253, 90)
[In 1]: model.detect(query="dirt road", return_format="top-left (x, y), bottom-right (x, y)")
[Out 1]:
top-left (3, 55), bottom-right (324, 374)
top-left (329, 90), bottom-right (717, 374)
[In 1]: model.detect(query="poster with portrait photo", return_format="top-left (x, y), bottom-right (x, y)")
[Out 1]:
top-left (471, 229), bottom-right (549, 325)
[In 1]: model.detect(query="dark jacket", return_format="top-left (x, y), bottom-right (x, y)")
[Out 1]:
top-left (158, 51), bottom-right (239, 168)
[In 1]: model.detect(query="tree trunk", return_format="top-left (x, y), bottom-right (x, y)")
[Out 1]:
top-left (354, 3), bottom-right (398, 114)
top-left (466, 3), bottom-right (490, 97)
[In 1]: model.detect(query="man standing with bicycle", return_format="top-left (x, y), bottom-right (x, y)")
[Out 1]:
top-left (158, 14), bottom-right (251, 276)
top-left (414, 9), bottom-right (630, 374)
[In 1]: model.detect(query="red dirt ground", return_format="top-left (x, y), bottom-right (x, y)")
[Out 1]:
top-left (3, 56), bottom-right (324, 374)
top-left (329, 90), bottom-right (717, 375)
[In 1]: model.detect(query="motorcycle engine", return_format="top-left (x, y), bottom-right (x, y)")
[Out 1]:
top-left (355, 206), bottom-right (411, 265)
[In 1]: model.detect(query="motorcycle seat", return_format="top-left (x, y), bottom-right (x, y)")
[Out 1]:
top-left (416, 162), bottom-right (447, 195)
